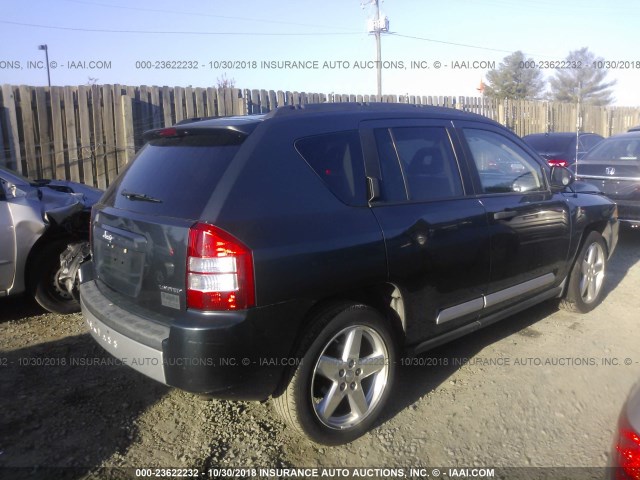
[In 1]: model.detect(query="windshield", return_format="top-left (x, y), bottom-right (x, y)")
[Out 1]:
top-left (584, 137), bottom-right (640, 161)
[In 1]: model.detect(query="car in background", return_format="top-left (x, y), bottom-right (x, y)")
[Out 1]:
top-left (629, 125), bottom-right (640, 133)
top-left (571, 132), bottom-right (640, 228)
top-left (523, 132), bottom-right (604, 168)
top-left (0, 165), bottom-right (102, 313)
top-left (610, 379), bottom-right (640, 479)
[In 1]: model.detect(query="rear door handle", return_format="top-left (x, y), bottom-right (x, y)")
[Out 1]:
top-left (367, 176), bottom-right (381, 202)
top-left (494, 210), bottom-right (517, 220)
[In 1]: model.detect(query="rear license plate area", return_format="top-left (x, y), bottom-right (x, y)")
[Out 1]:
top-left (94, 225), bottom-right (147, 297)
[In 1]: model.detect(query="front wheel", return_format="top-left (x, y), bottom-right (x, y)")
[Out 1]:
top-left (29, 240), bottom-right (81, 315)
top-left (560, 231), bottom-right (608, 313)
top-left (273, 303), bottom-right (397, 444)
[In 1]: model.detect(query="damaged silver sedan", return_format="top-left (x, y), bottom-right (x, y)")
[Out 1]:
top-left (0, 166), bottom-right (102, 313)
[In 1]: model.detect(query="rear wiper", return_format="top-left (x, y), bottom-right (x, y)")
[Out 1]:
top-left (121, 190), bottom-right (163, 203)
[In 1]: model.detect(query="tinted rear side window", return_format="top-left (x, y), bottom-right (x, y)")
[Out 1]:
top-left (295, 130), bottom-right (366, 205)
top-left (374, 128), bottom-right (408, 203)
top-left (105, 136), bottom-right (241, 219)
top-left (389, 127), bottom-right (463, 202)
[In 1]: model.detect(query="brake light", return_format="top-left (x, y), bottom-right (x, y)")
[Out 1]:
top-left (158, 127), bottom-right (177, 137)
top-left (548, 159), bottom-right (569, 168)
top-left (614, 411), bottom-right (640, 480)
top-left (186, 223), bottom-right (255, 311)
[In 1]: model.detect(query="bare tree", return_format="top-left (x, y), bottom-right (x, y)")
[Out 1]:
top-left (216, 73), bottom-right (236, 88)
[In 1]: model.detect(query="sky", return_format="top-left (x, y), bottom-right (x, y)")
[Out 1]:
top-left (1, 0), bottom-right (640, 106)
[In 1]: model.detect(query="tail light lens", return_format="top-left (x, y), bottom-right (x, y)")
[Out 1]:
top-left (548, 159), bottom-right (569, 168)
top-left (186, 223), bottom-right (255, 311)
top-left (614, 410), bottom-right (640, 480)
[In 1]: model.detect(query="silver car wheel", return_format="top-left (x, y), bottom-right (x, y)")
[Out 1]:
top-left (580, 242), bottom-right (605, 304)
top-left (311, 325), bottom-right (389, 429)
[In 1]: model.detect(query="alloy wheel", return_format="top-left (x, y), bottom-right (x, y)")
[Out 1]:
top-left (580, 242), bottom-right (605, 304)
top-left (310, 325), bottom-right (389, 429)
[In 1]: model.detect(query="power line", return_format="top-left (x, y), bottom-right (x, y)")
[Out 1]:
top-left (389, 32), bottom-right (524, 55)
top-left (388, 32), bottom-right (562, 59)
top-left (452, 0), bottom-right (639, 13)
top-left (0, 20), bottom-right (363, 36)
top-left (1, 20), bottom-right (554, 58)
top-left (62, 0), bottom-right (361, 32)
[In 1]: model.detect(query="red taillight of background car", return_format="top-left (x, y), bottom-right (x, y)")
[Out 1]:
top-left (548, 159), bottom-right (569, 168)
top-left (186, 223), bottom-right (255, 311)
top-left (614, 411), bottom-right (640, 480)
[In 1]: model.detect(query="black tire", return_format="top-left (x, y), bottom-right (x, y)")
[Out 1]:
top-left (560, 231), bottom-right (608, 313)
top-left (273, 303), bottom-right (397, 445)
top-left (29, 239), bottom-right (81, 315)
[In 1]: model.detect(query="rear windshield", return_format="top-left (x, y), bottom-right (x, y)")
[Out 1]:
top-left (584, 137), bottom-right (640, 161)
top-left (104, 135), bottom-right (241, 219)
top-left (524, 135), bottom-right (573, 152)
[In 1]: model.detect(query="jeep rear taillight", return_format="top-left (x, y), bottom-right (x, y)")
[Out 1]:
top-left (186, 223), bottom-right (255, 311)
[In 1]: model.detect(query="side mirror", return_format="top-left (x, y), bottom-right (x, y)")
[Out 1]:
top-left (549, 166), bottom-right (574, 190)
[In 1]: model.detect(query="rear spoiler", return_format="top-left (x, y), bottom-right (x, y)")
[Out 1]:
top-left (143, 114), bottom-right (264, 144)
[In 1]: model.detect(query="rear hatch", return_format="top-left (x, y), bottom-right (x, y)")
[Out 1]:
top-left (91, 121), bottom-right (258, 321)
top-left (523, 135), bottom-right (574, 162)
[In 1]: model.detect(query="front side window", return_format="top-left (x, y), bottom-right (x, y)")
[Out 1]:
top-left (463, 129), bottom-right (545, 194)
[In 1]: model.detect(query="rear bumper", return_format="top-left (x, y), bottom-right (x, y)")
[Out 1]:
top-left (575, 177), bottom-right (640, 223)
top-left (80, 265), bottom-right (309, 400)
top-left (615, 200), bottom-right (640, 225)
top-left (82, 298), bottom-right (168, 384)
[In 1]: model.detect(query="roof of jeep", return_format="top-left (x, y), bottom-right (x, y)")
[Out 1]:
top-left (170, 102), bottom-right (499, 131)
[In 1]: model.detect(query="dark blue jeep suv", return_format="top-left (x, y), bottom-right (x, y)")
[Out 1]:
top-left (81, 103), bottom-right (618, 444)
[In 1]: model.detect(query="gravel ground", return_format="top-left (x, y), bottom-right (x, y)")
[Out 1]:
top-left (1, 228), bottom-right (640, 479)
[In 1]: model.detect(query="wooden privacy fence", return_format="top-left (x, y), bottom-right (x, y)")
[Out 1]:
top-left (0, 84), bottom-right (247, 189)
top-left (2, 83), bottom-right (640, 188)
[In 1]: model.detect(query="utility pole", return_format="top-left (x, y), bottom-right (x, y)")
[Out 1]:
top-left (366, 0), bottom-right (388, 97)
top-left (575, 82), bottom-right (582, 174)
top-left (38, 44), bottom-right (51, 88)
top-left (374, 0), bottom-right (382, 97)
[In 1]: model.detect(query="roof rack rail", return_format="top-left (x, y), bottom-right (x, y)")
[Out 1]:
top-left (264, 102), bottom-right (451, 118)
